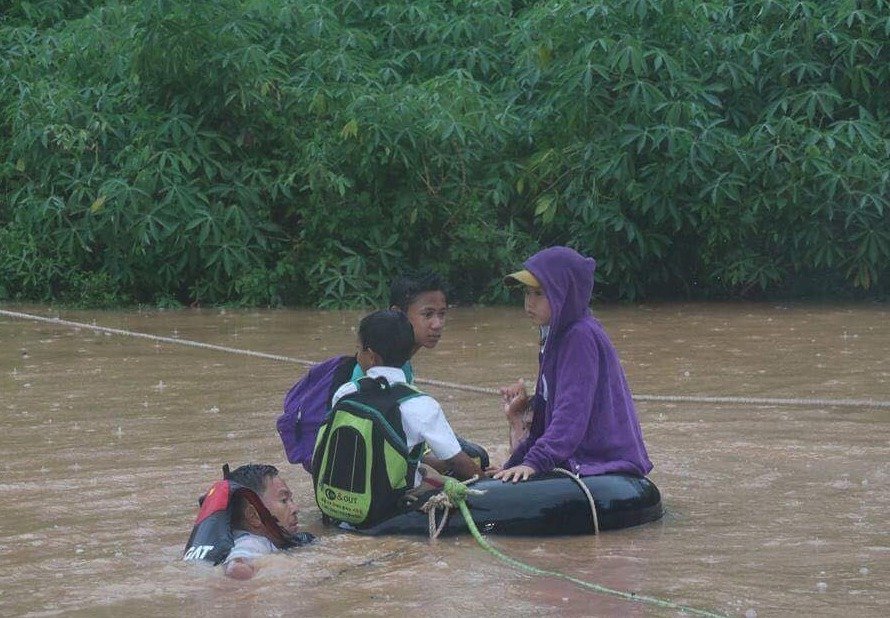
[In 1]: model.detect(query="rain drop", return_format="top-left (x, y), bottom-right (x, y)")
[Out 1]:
top-left (816, 582), bottom-right (827, 592)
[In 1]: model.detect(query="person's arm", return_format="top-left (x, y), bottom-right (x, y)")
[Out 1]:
top-left (225, 558), bottom-right (257, 580)
top-left (418, 442), bottom-right (483, 479)
top-left (497, 392), bottom-right (544, 471)
top-left (421, 452), bottom-right (449, 474)
top-left (406, 397), bottom-right (479, 480)
top-left (520, 332), bottom-right (599, 474)
top-left (443, 450), bottom-right (483, 481)
top-left (223, 534), bottom-right (274, 580)
top-left (501, 379), bottom-right (532, 452)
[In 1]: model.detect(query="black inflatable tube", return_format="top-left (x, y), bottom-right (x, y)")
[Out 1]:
top-left (355, 473), bottom-right (663, 537)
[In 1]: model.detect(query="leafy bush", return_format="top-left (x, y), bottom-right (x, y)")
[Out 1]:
top-left (507, 0), bottom-right (888, 299)
top-left (1, 0), bottom-right (887, 307)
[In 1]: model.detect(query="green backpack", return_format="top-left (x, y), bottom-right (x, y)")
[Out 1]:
top-left (311, 376), bottom-right (424, 528)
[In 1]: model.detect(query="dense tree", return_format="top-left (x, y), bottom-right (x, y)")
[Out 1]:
top-left (1, 0), bottom-right (887, 306)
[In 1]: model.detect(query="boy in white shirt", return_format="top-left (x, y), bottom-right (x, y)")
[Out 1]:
top-left (315, 310), bottom-right (481, 527)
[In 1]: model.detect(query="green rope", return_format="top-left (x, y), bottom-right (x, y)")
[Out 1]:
top-left (442, 479), bottom-right (726, 618)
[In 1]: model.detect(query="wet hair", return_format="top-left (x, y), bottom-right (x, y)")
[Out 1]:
top-left (358, 309), bottom-right (415, 368)
top-left (228, 464), bottom-right (279, 528)
top-left (389, 271), bottom-right (447, 310)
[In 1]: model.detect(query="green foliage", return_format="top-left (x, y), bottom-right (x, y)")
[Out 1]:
top-left (1, 0), bottom-right (887, 307)
top-left (1, 1), bottom-right (289, 305)
top-left (0, 1), bottom-right (99, 28)
top-left (507, 0), bottom-right (888, 299)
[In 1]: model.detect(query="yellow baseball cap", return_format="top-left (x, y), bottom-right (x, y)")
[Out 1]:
top-left (504, 269), bottom-right (540, 288)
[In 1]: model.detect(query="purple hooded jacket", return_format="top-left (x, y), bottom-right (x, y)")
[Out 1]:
top-left (504, 246), bottom-right (653, 477)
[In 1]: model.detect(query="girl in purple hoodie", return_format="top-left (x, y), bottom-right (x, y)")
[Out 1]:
top-left (493, 246), bottom-right (653, 483)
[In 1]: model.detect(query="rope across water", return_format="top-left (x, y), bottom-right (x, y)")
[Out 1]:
top-left (3, 308), bottom-right (889, 410)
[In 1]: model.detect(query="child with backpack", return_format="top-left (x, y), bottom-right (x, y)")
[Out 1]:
top-left (312, 310), bottom-right (482, 528)
top-left (277, 272), bottom-right (448, 472)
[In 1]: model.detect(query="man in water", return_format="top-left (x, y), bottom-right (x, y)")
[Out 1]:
top-left (223, 464), bottom-right (303, 580)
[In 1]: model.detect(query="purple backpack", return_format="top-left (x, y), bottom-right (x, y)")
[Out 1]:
top-left (277, 355), bottom-right (356, 472)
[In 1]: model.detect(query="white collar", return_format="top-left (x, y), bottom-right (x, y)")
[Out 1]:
top-left (365, 365), bottom-right (407, 384)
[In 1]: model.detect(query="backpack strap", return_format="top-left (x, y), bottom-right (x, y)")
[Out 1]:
top-left (328, 356), bottom-right (359, 406)
top-left (350, 377), bottom-right (426, 452)
top-left (371, 381), bottom-right (425, 495)
top-left (348, 377), bottom-right (426, 474)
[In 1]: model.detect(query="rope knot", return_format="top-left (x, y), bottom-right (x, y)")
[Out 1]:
top-left (443, 477), bottom-right (469, 504)
top-left (421, 476), bottom-right (484, 539)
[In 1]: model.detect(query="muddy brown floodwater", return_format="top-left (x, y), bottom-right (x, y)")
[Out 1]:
top-left (1, 302), bottom-right (887, 617)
